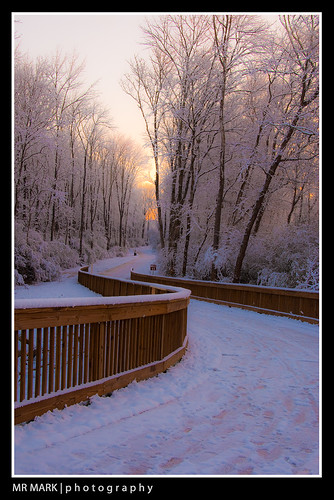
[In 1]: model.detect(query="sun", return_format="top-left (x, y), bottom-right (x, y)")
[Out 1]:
top-left (145, 206), bottom-right (158, 221)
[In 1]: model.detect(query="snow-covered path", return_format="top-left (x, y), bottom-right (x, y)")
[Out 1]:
top-left (14, 249), bottom-right (320, 476)
top-left (14, 247), bottom-right (156, 301)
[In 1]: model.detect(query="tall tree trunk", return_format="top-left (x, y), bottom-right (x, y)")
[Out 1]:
top-left (233, 109), bottom-right (303, 282)
top-left (211, 85), bottom-right (226, 281)
top-left (79, 151), bottom-right (87, 258)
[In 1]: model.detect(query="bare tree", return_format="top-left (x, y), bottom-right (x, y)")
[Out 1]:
top-left (121, 52), bottom-right (168, 250)
top-left (76, 102), bottom-right (110, 257)
top-left (209, 14), bottom-right (268, 279)
top-left (114, 136), bottom-right (144, 247)
top-left (232, 15), bottom-right (319, 282)
top-left (14, 55), bottom-right (53, 229)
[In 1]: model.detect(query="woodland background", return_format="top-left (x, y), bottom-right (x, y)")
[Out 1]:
top-left (14, 14), bottom-right (319, 289)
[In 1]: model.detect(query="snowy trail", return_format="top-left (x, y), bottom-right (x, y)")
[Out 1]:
top-left (14, 247), bottom-right (155, 301)
top-left (93, 247), bottom-right (156, 278)
top-left (14, 303), bottom-right (319, 476)
top-left (14, 248), bottom-right (319, 476)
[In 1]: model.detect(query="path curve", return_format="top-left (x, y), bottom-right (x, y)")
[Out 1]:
top-left (15, 299), bottom-right (319, 476)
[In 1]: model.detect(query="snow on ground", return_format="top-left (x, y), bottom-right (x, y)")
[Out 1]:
top-left (92, 246), bottom-right (156, 278)
top-left (14, 247), bottom-right (155, 301)
top-left (14, 248), bottom-right (320, 476)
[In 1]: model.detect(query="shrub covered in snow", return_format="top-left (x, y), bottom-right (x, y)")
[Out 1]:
top-left (255, 226), bottom-right (319, 290)
top-left (14, 221), bottom-right (135, 286)
top-left (185, 224), bottom-right (319, 290)
top-left (15, 224), bottom-right (79, 285)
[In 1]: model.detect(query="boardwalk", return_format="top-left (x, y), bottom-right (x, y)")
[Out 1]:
top-left (14, 294), bottom-right (319, 475)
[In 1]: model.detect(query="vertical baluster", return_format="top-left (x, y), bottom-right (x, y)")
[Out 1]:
top-left (20, 330), bottom-right (26, 402)
top-left (27, 329), bottom-right (34, 400)
top-left (42, 327), bottom-right (49, 396)
top-left (67, 325), bottom-right (73, 388)
top-left (146, 317), bottom-right (152, 364)
top-left (61, 326), bottom-right (68, 390)
top-left (14, 330), bottom-right (18, 402)
top-left (97, 322), bottom-right (106, 380)
top-left (137, 317), bottom-right (144, 367)
top-left (89, 323), bottom-right (95, 382)
top-left (114, 321), bottom-right (120, 374)
top-left (73, 324), bottom-right (79, 387)
top-left (105, 321), bottom-right (112, 377)
top-left (78, 324), bottom-right (84, 385)
top-left (84, 324), bottom-right (90, 383)
top-left (128, 319), bottom-right (135, 370)
top-left (123, 320), bottom-right (130, 372)
top-left (110, 321), bottom-right (116, 375)
top-left (160, 315), bottom-right (165, 360)
top-left (49, 327), bottom-right (55, 394)
top-left (118, 321), bottom-right (125, 373)
top-left (34, 328), bottom-right (41, 398)
top-left (55, 326), bottom-right (61, 393)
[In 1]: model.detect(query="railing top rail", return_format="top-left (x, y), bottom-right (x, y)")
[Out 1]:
top-left (130, 272), bottom-right (319, 298)
top-left (15, 270), bottom-right (191, 312)
top-left (14, 287), bottom-right (190, 311)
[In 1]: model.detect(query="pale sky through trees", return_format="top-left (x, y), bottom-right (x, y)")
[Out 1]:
top-left (13, 12), bottom-right (156, 147)
top-left (13, 12), bottom-right (279, 148)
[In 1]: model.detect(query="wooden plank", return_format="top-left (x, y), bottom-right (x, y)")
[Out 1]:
top-left (14, 331), bottom-right (18, 402)
top-left (98, 322), bottom-right (106, 380)
top-left (42, 327), bottom-right (49, 396)
top-left (61, 326), bottom-right (68, 390)
top-left (49, 327), bottom-right (55, 394)
top-left (117, 321), bottom-right (125, 374)
top-left (55, 326), bottom-right (61, 393)
top-left (27, 329), bottom-right (34, 400)
top-left (89, 323), bottom-right (97, 382)
top-left (78, 324), bottom-right (84, 385)
top-left (35, 328), bottom-right (42, 397)
top-left (15, 296), bottom-right (190, 330)
top-left (72, 325), bottom-right (79, 387)
top-left (84, 324), bottom-right (90, 384)
top-left (20, 330), bottom-right (26, 402)
top-left (129, 319), bottom-right (137, 370)
top-left (67, 325), bottom-right (73, 388)
top-left (104, 321), bottom-right (111, 377)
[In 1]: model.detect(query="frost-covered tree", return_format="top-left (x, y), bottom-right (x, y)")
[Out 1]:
top-left (14, 55), bottom-right (54, 232)
top-left (14, 48), bottom-right (148, 284)
top-left (232, 15), bottom-right (319, 282)
top-left (123, 13), bottom-right (319, 288)
top-left (122, 53), bottom-right (168, 250)
top-left (209, 14), bottom-right (268, 279)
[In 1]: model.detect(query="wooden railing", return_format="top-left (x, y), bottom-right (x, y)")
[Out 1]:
top-left (131, 272), bottom-right (319, 323)
top-left (14, 268), bottom-right (190, 424)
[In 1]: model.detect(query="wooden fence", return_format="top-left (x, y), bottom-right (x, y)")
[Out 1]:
top-left (131, 272), bottom-right (319, 323)
top-left (14, 269), bottom-right (190, 424)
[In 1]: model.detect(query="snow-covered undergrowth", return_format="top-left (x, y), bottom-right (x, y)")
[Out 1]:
top-left (175, 225), bottom-right (319, 290)
top-left (14, 247), bottom-right (154, 300)
top-left (14, 222), bottom-right (134, 286)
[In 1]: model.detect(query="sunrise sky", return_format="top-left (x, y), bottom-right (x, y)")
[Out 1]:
top-left (13, 12), bottom-right (280, 150)
top-left (13, 12), bottom-right (156, 148)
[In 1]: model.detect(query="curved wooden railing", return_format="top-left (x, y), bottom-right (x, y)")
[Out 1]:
top-left (14, 268), bottom-right (190, 424)
top-left (131, 272), bottom-right (319, 323)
